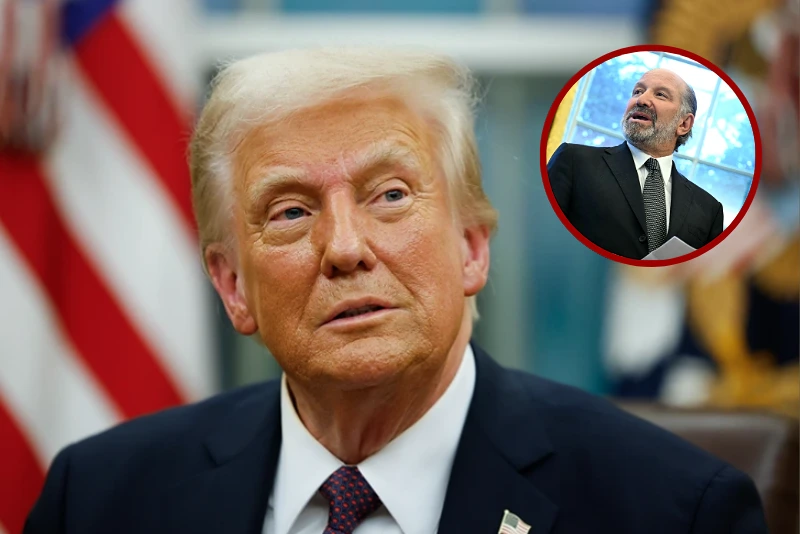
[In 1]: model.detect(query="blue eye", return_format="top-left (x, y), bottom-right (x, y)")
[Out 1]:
top-left (384, 189), bottom-right (406, 202)
top-left (283, 207), bottom-right (305, 220)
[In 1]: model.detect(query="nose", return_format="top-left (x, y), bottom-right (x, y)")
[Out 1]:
top-left (317, 193), bottom-right (377, 278)
top-left (635, 90), bottom-right (654, 108)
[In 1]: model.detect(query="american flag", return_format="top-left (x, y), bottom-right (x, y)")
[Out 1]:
top-left (498, 510), bottom-right (532, 534)
top-left (0, 1), bottom-right (212, 532)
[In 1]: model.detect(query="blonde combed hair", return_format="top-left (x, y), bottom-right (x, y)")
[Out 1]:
top-left (189, 47), bottom-right (497, 319)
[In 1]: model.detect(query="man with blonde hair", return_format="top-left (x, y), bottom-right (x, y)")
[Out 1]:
top-left (26, 48), bottom-right (765, 534)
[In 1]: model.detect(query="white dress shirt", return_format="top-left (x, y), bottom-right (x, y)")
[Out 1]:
top-left (627, 141), bottom-right (673, 230)
top-left (263, 345), bottom-right (477, 534)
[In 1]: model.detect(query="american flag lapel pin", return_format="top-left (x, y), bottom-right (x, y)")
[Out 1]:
top-left (498, 509), bottom-right (531, 534)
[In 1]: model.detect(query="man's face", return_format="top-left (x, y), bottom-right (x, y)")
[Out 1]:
top-left (621, 69), bottom-right (690, 155)
top-left (217, 96), bottom-right (489, 388)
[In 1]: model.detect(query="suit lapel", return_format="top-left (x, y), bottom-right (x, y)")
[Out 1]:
top-left (667, 167), bottom-right (693, 240)
top-left (154, 349), bottom-right (559, 534)
top-left (158, 382), bottom-right (283, 534)
top-left (603, 143), bottom-right (647, 233)
top-left (438, 345), bottom-right (558, 534)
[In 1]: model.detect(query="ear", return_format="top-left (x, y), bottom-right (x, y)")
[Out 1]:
top-left (677, 113), bottom-right (694, 137)
top-left (461, 224), bottom-right (491, 297)
top-left (205, 244), bottom-right (258, 335)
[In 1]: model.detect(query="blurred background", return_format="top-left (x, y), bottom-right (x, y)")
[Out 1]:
top-left (0, 0), bottom-right (797, 532)
top-left (548, 50), bottom-right (756, 228)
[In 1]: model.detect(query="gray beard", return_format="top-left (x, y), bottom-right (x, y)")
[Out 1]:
top-left (622, 112), bottom-right (680, 153)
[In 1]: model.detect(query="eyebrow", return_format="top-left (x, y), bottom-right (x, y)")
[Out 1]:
top-left (633, 82), bottom-right (673, 96)
top-left (246, 166), bottom-right (309, 209)
top-left (246, 141), bottom-right (424, 209)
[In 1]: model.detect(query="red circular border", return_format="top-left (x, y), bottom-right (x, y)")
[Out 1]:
top-left (539, 44), bottom-right (763, 267)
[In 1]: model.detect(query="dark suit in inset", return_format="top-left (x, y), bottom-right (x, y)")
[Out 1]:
top-left (547, 142), bottom-right (724, 259)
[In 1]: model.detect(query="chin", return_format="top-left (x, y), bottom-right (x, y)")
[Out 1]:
top-left (624, 124), bottom-right (654, 139)
top-left (308, 335), bottom-right (426, 389)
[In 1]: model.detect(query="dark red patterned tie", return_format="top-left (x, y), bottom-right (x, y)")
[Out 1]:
top-left (319, 466), bottom-right (382, 534)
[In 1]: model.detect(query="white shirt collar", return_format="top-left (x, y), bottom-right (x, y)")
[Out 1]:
top-left (272, 344), bottom-right (476, 534)
top-left (627, 141), bottom-right (673, 184)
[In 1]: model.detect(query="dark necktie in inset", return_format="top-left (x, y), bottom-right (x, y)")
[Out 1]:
top-left (319, 466), bottom-right (382, 534)
top-left (643, 158), bottom-right (667, 252)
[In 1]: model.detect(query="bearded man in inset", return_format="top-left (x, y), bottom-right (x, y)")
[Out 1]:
top-left (548, 68), bottom-right (724, 260)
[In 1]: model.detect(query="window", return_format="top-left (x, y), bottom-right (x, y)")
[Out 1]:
top-left (563, 52), bottom-right (755, 228)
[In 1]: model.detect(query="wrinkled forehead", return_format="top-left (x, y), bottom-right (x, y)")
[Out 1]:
top-left (231, 95), bottom-right (440, 195)
top-left (635, 69), bottom-right (685, 92)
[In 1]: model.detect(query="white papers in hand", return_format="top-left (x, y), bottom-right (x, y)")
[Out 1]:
top-left (642, 236), bottom-right (696, 260)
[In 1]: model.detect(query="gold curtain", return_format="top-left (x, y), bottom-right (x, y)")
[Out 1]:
top-left (545, 83), bottom-right (578, 162)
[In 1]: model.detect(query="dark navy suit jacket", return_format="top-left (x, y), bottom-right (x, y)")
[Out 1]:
top-left (25, 344), bottom-right (766, 533)
top-left (547, 142), bottom-right (725, 260)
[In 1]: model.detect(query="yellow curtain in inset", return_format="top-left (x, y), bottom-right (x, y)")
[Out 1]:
top-left (545, 83), bottom-right (578, 162)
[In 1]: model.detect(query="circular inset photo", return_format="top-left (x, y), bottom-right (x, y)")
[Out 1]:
top-left (541, 45), bottom-right (761, 266)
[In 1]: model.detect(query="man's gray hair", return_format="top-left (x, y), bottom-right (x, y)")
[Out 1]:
top-left (675, 82), bottom-right (697, 151)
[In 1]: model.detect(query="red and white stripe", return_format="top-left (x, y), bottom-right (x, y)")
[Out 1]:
top-left (498, 511), bottom-right (532, 534)
top-left (0, 1), bottom-right (212, 532)
top-left (499, 523), bottom-right (532, 534)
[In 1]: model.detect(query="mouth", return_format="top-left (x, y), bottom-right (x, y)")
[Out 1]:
top-left (628, 110), bottom-right (654, 123)
top-left (334, 304), bottom-right (385, 320)
top-left (323, 298), bottom-right (396, 327)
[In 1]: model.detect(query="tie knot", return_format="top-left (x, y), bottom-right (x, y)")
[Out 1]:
top-left (645, 157), bottom-right (660, 173)
top-left (319, 466), bottom-right (382, 534)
